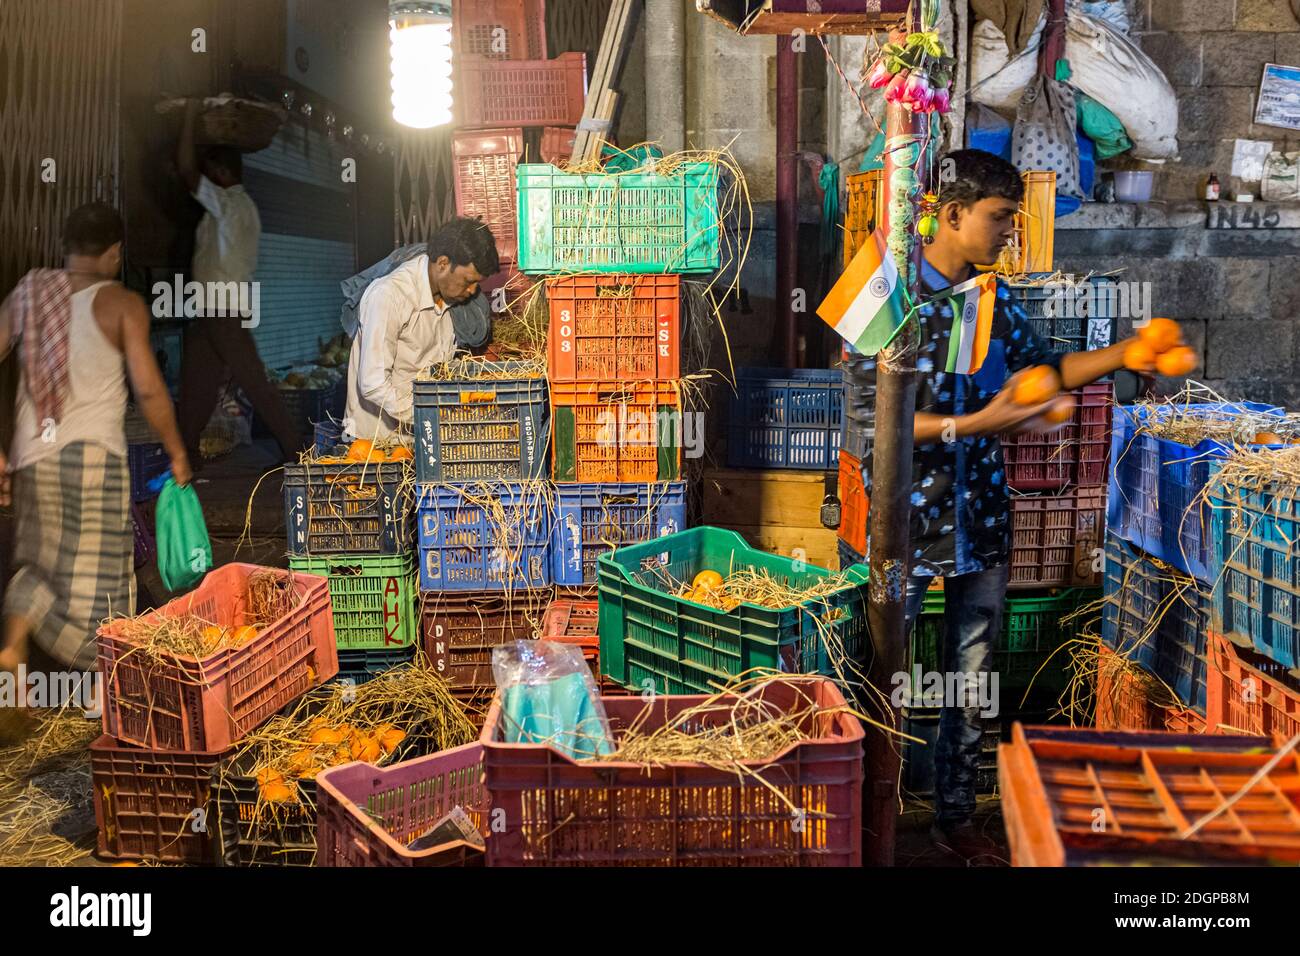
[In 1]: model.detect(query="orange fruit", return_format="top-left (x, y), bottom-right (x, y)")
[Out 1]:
top-left (386, 445), bottom-right (413, 462)
top-left (1042, 396), bottom-right (1074, 424)
top-left (254, 767), bottom-right (284, 788)
top-left (200, 625), bottom-right (225, 648)
top-left (230, 624), bottom-right (259, 646)
top-left (259, 781), bottom-right (297, 804)
top-left (1012, 366), bottom-right (1060, 405)
top-left (1123, 340), bottom-right (1157, 371)
top-left (346, 439), bottom-right (374, 461)
top-left (1137, 318), bottom-right (1182, 353)
top-left (1155, 346), bottom-right (1196, 377)
top-left (692, 570), bottom-right (724, 592)
top-left (378, 727), bottom-right (407, 754)
top-left (309, 727), bottom-right (345, 746)
top-left (1253, 432), bottom-right (1284, 445)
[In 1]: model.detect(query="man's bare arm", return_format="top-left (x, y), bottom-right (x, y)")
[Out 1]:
top-left (120, 290), bottom-right (191, 485)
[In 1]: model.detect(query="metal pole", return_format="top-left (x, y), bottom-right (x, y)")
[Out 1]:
top-left (776, 34), bottom-right (799, 368)
top-left (644, 0), bottom-right (686, 154)
top-left (863, 27), bottom-right (925, 867)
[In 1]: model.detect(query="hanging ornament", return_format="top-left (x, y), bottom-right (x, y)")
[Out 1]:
top-left (342, 124), bottom-right (354, 142)
top-left (863, 29), bottom-right (955, 115)
top-left (281, 89), bottom-right (296, 110)
top-left (917, 192), bottom-right (941, 244)
top-left (300, 102), bottom-right (313, 119)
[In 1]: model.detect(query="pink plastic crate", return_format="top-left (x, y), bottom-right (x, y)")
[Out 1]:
top-left (482, 676), bottom-right (864, 866)
top-left (539, 126), bottom-right (576, 164)
top-left (453, 0), bottom-right (546, 61)
top-left (456, 52), bottom-right (587, 129)
top-left (315, 743), bottom-right (488, 867)
top-left (452, 128), bottom-right (523, 263)
top-left (97, 564), bottom-right (338, 752)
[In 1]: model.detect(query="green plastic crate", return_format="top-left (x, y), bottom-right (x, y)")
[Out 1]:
top-left (909, 588), bottom-right (1099, 694)
top-left (288, 553), bottom-right (418, 651)
top-left (516, 163), bottom-right (721, 274)
top-left (596, 526), bottom-right (869, 695)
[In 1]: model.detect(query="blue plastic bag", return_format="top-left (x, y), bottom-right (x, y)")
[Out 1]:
top-left (155, 477), bottom-right (213, 592)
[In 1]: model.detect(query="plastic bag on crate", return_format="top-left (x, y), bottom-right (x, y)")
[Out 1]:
top-left (155, 478), bottom-right (213, 592)
top-left (491, 641), bottom-right (614, 760)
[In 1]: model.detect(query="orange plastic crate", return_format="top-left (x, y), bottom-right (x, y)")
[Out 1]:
top-left (453, 0), bottom-right (546, 60)
top-left (843, 170), bottom-right (882, 268)
top-left (550, 379), bottom-right (682, 483)
top-left (1094, 645), bottom-right (1163, 731)
top-left (1000, 723), bottom-right (1300, 866)
top-left (1207, 630), bottom-right (1300, 738)
top-left (540, 598), bottom-right (599, 676)
top-left (456, 52), bottom-right (587, 129)
top-left (545, 275), bottom-right (680, 382)
top-left (96, 564), bottom-right (337, 752)
top-left (836, 448), bottom-right (868, 557)
top-left (452, 128), bottom-right (524, 263)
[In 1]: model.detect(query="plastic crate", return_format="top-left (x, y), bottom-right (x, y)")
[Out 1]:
top-left (128, 442), bottom-right (169, 502)
top-left (416, 482), bottom-right (552, 591)
top-left (551, 379), bottom-right (682, 483)
top-left (412, 367), bottom-right (549, 483)
top-left (278, 380), bottom-right (345, 439)
top-left (333, 645), bottom-right (417, 687)
top-left (1207, 631), bottom-right (1300, 739)
top-left (283, 460), bottom-right (414, 556)
top-left (843, 170), bottom-right (881, 268)
top-left (727, 368), bottom-right (843, 470)
top-left (453, 0), bottom-right (546, 60)
top-left (1002, 382), bottom-right (1112, 491)
top-left (91, 736), bottom-right (226, 864)
top-left (313, 418), bottom-right (344, 457)
top-left (482, 675), bottom-right (863, 866)
top-left (1005, 275), bottom-right (1118, 353)
top-left (96, 564), bottom-right (338, 752)
top-left (552, 481), bottom-right (688, 586)
top-left (457, 52), bottom-right (586, 129)
top-left (287, 553), bottom-right (418, 651)
top-left (516, 162), bottom-right (720, 274)
top-left (540, 599), bottom-right (599, 675)
top-left (131, 501), bottom-right (155, 570)
top-left (1211, 483), bottom-right (1300, 669)
top-left (1095, 645), bottom-right (1165, 732)
top-left (999, 723), bottom-right (1299, 867)
top-left (452, 128), bottom-right (523, 263)
top-left (1102, 534), bottom-right (1207, 709)
top-left (1009, 487), bottom-right (1105, 589)
top-left (545, 274), bottom-right (681, 382)
top-left (837, 539), bottom-right (864, 572)
top-left (419, 590), bottom-right (548, 688)
top-left (315, 743), bottom-right (488, 867)
top-left (596, 526), bottom-right (869, 695)
top-left (837, 448), bottom-right (868, 557)
top-left (911, 589), bottom-right (1096, 693)
top-left (1108, 402), bottom-right (1282, 582)
top-left (901, 708), bottom-right (1000, 798)
top-left (539, 125), bottom-right (576, 164)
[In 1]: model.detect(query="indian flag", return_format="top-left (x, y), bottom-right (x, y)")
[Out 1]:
top-left (816, 231), bottom-right (907, 356)
top-left (943, 273), bottom-right (997, 375)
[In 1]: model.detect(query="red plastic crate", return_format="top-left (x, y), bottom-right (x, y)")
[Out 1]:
top-left (1003, 382), bottom-right (1113, 491)
top-left (1207, 630), bottom-right (1300, 738)
top-left (540, 598), bottom-right (599, 675)
top-left (836, 448), bottom-right (868, 557)
top-left (999, 723), bottom-right (1300, 866)
top-left (314, 743), bottom-right (488, 867)
top-left (419, 591), bottom-right (548, 690)
top-left (97, 564), bottom-right (338, 752)
top-left (457, 52), bottom-right (587, 129)
top-left (91, 736), bottom-right (227, 864)
top-left (481, 676), bottom-right (864, 866)
top-left (452, 128), bottom-right (523, 263)
top-left (546, 275), bottom-right (681, 382)
top-left (453, 0), bottom-right (546, 60)
top-left (1009, 487), bottom-right (1105, 590)
top-left (551, 379), bottom-right (683, 483)
top-left (1094, 645), bottom-right (1163, 731)
top-left (539, 126), bottom-right (576, 164)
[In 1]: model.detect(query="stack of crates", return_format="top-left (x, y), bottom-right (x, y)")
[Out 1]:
top-left (1100, 401), bottom-right (1285, 733)
top-left (450, 0), bottom-right (584, 302)
top-left (282, 441), bottom-right (419, 685)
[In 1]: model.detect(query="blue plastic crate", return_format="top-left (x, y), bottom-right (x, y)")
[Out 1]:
top-left (727, 368), bottom-right (843, 470)
top-left (330, 646), bottom-right (417, 688)
top-left (313, 419), bottom-right (344, 457)
top-left (1211, 483), bottom-right (1300, 670)
top-left (552, 481), bottom-right (688, 586)
top-left (128, 442), bottom-right (169, 502)
top-left (283, 461), bottom-right (414, 556)
top-left (1103, 533), bottom-right (1208, 710)
top-left (413, 367), bottom-right (549, 483)
top-left (1107, 402), bottom-right (1282, 582)
top-left (416, 482), bottom-right (551, 591)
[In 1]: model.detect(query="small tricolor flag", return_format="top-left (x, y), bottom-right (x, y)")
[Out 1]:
top-left (816, 231), bottom-right (907, 356)
top-left (943, 272), bottom-right (997, 375)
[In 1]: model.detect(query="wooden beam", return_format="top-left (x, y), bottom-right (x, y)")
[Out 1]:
top-left (569, 0), bottom-right (638, 165)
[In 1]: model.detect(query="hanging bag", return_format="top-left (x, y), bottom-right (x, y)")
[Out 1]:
top-left (155, 477), bottom-right (213, 592)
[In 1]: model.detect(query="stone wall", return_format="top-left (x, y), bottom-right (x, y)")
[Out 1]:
top-left (1139, 0), bottom-right (1300, 200)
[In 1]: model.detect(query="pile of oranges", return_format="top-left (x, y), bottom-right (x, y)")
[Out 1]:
top-left (255, 721), bottom-right (408, 804)
top-left (1124, 318), bottom-right (1197, 376)
top-left (317, 439), bottom-right (414, 465)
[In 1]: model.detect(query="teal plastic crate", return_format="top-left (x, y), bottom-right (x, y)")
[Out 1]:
top-left (909, 588), bottom-right (1098, 695)
top-left (288, 553), bottom-right (417, 651)
top-left (596, 526), bottom-right (869, 695)
top-left (516, 163), bottom-right (720, 274)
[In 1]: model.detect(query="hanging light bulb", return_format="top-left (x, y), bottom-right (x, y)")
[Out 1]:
top-left (388, 1), bottom-right (454, 129)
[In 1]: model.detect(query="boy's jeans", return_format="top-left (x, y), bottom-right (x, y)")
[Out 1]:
top-left (902, 564), bottom-right (1009, 828)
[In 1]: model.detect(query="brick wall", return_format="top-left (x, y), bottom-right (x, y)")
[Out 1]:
top-left (1139, 0), bottom-right (1300, 199)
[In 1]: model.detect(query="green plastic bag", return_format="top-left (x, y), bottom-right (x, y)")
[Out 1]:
top-left (1076, 92), bottom-right (1133, 161)
top-left (155, 478), bottom-right (213, 592)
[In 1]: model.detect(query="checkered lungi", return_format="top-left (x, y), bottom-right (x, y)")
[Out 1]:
top-left (4, 442), bottom-right (135, 670)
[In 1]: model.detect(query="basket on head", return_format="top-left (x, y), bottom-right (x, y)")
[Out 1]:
top-left (196, 100), bottom-right (285, 152)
